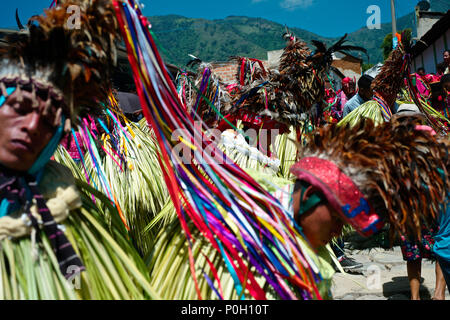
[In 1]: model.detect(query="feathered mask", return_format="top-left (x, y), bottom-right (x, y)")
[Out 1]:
top-left (0, 0), bottom-right (120, 132)
top-left (371, 31), bottom-right (411, 108)
top-left (292, 115), bottom-right (448, 241)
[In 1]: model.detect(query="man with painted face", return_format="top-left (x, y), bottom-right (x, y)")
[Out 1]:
top-left (287, 114), bottom-right (446, 274)
top-left (0, 0), bottom-right (156, 300)
top-left (0, 87), bottom-right (63, 172)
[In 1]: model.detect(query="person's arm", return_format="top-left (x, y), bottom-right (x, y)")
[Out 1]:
top-left (342, 101), bottom-right (351, 117)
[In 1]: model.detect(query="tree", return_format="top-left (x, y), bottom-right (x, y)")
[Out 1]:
top-left (381, 28), bottom-right (412, 61)
top-left (362, 63), bottom-right (375, 73)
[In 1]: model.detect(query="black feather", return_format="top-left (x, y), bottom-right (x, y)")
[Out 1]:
top-left (327, 33), bottom-right (348, 53)
top-left (311, 40), bottom-right (327, 53)
top-left (337, 45), bottom-right (367, 54)
top-left (15, 9), bottom-right (25, 30)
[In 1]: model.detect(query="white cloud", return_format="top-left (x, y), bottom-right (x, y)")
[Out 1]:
top-left (280, 0), bottom-right (315, 10)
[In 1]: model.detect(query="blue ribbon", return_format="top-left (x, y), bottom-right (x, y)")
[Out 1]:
top-left (0, 87), bottom-right (16, 106)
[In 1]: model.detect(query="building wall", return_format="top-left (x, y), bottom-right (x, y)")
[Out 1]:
top-left (424, 44), bottom-right (436, 74)
top-left (210, 60), bottom-right (270, 85)
top-left (332, 57), bottom-right (362, 81)
top-left (417, 16), bottom-right (443, 39)
top-left (210, 62), bottom-right (239, 84)
top-left (210, 50), bottom-right (362, 85)
top-left (413, 28), bottom-right (450, 74)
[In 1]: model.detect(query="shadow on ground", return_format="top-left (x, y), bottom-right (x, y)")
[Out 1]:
top-left (345, 225), bottom-right (400, 251)
top-left (383, 276), bottom-right (432, 300)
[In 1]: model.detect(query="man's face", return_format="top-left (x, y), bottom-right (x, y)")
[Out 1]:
top-left (0, 90), bottom-right (57, 171)
top-left (343, 81), bottom-right (356, 96)
top-left (359, 87), bottom-right (373, 101)
top-left (292, 186), bottom-right (344, 250)
top-left (444, 52), bottom-right (450, 65)
top-left (417, 69), bottom-right (426, 77)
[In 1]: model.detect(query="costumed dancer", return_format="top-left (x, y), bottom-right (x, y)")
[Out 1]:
top-left (289, 114), bottom-right (447, 263)
top-left (339, 33), bottom-right (410, 127)
top-left (432, 75), bottom-right (450, 122)
top-left (0, 0), bottom-right (158, 299)
top-left (322, 88), bottom-right (338, 123)
top-left (219, 32), bottom-right (367, 155)
top-left (183, 56), bottom-right (233, 129)
top-left (340, 33), bottom-right (449, 134)
top-left (258, 113), bottom-right (450, 299)
top-left (114, 1), bottom-right (348, 300)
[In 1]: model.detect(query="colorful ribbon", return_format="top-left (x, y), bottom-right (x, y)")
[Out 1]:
top-left (112, 0), bottom-right (324, 300)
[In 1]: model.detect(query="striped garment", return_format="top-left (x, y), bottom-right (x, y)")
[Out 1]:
top-left (0, 169), bottom-right (85, 279)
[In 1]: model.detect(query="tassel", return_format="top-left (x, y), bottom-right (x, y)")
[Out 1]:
top-left (31, 228), bottom-right (39, 263)
top-left (15, 85), bottom-right (23, 103)
top-left (42, 98), bottom-right (52, 116)
top-left (64, 118), bottom-right (72, 133)
top-left (0, 82), bottom-right (8, 98)
top-left (54, 107), bottom-right (63, 127)
top-left (31, 84), bottom-right (39, 109)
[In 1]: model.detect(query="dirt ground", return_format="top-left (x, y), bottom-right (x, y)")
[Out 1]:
top-left (331, 246), bottom-right (450, 300)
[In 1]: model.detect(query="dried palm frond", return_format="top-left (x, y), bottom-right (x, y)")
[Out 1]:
top-left (0, 176), bottom-right (159, 300)
top-left (55, 119), bottom-right (171, 257)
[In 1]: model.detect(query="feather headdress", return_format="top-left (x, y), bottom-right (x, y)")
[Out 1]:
top-left (184, 59), bottom-right (232, 127)
top-left (295, 114), bottom-right (448, 241)
top-left (339, 33), bottom-right (413, 126)
top-left (0, 0), bottom-right (120, 132)
top-left (226, 33), bottom-right (367, 128)
top-left (371, 32), bottom-right (411, 109)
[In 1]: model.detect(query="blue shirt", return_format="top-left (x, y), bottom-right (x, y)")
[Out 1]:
top-left (343, 94), bottom-right (366, 117)
top-left (343, 94), bottom-right (400, 118)
top-left (434, 196), bottom-right (450, 262)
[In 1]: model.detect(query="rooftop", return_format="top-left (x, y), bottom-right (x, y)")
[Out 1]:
top-left (412, 10), bottom-right (450, 57)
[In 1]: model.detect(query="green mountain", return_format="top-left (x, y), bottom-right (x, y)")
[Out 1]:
top-left (148, 1), bottom-right (448, 68)
top-left (149, 15), bottom-right (332, 67)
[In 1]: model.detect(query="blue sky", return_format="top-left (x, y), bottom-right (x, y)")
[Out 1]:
top-left (0, 1), bottom-right (431, 37)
